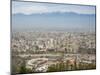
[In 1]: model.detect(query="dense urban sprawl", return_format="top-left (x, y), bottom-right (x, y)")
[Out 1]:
top-left (11, 31), bottom-right (96, 74)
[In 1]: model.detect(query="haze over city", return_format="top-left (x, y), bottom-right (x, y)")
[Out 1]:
top-left (12, 1), bottom-right (96, 32)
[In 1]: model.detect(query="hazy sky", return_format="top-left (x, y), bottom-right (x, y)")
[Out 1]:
top-left (12, 1), bottom-right (96, 32)
top-left (12, 1), bottom-right (95, 15)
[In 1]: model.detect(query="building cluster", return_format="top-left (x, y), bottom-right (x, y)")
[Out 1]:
top-left (12, 31), bottom-right (96, 54)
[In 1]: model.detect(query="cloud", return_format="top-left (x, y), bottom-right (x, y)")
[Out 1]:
top-left (13, 5), bottom-right (48, 15)
top-left (12, 1), bottom-right (96, 15)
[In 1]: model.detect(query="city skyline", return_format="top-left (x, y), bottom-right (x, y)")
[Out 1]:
top-left (11, 1), bottom-right (96, 74)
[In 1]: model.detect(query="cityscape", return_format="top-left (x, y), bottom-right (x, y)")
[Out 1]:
top-left (11, 1), bottom-right (96, 74)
